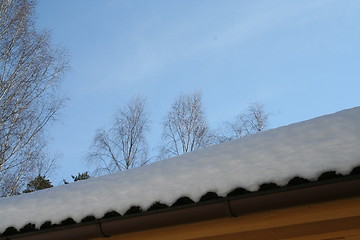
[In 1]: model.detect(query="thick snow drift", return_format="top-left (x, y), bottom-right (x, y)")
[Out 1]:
top-left (1, 107), bottom-right (360, 232)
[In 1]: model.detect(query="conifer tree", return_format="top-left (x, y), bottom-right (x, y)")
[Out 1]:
top-left (23, 175), bottom-right (53, 193)
top-left (63, 172), bottom-right (91, 184)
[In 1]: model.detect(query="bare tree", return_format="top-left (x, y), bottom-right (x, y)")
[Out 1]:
top-left (216, 102), bottom-right (269, 143)
top-left (87, 97), bottom-right (149, 175)
top-left (159, 92), bottom-right (212, 159)
top-left (0, 0), bottom-right (68, 196)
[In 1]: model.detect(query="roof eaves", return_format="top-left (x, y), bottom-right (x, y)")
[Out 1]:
top-left (2, 167), bottom-right (359, 240)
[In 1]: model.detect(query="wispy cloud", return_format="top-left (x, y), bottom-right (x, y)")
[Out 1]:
top-left (99, 1), bottom-right (339, 89)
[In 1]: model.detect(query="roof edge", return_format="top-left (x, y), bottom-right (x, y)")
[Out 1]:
top-left (3, 176), bottom-right (360, 240)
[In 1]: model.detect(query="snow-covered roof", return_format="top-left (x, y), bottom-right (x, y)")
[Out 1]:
top-left (1, 107), bottom-right (360, 233)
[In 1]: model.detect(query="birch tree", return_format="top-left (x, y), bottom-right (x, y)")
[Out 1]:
top-left (159, 92), bottom-right (212, 159)
top-left (216, 102), bottom-right (269, 142)
top-left (87, 97), bottom-right (149, 175)
top-left (0, 0), bottom-right (68, 196)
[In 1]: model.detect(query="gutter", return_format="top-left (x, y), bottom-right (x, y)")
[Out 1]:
top-left (2, 177), bottom-right (360, 240)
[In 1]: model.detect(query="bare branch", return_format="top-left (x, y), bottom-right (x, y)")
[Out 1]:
top-left (87, 97), bottom-right (149, 175)
top-left (215, 102), bottom-right (270, 143)
top-left (159, 92), bottom-right (212, 159)
top-left (0, 0), bottom-right (69, 196)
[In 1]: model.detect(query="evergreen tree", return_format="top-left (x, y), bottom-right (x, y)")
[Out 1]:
top-left (63, 172), bottom-right (91, 184)
top-left (72, 172), bottom-right (91, 182)
top-left (23, 175), bottom-right (53, 193)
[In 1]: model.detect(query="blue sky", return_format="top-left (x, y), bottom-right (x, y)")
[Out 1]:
top-left (35, 0), bottom-right (360, 184)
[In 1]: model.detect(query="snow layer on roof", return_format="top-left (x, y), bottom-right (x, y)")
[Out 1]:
top-left (1, 107), bottom-right (360, 232)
